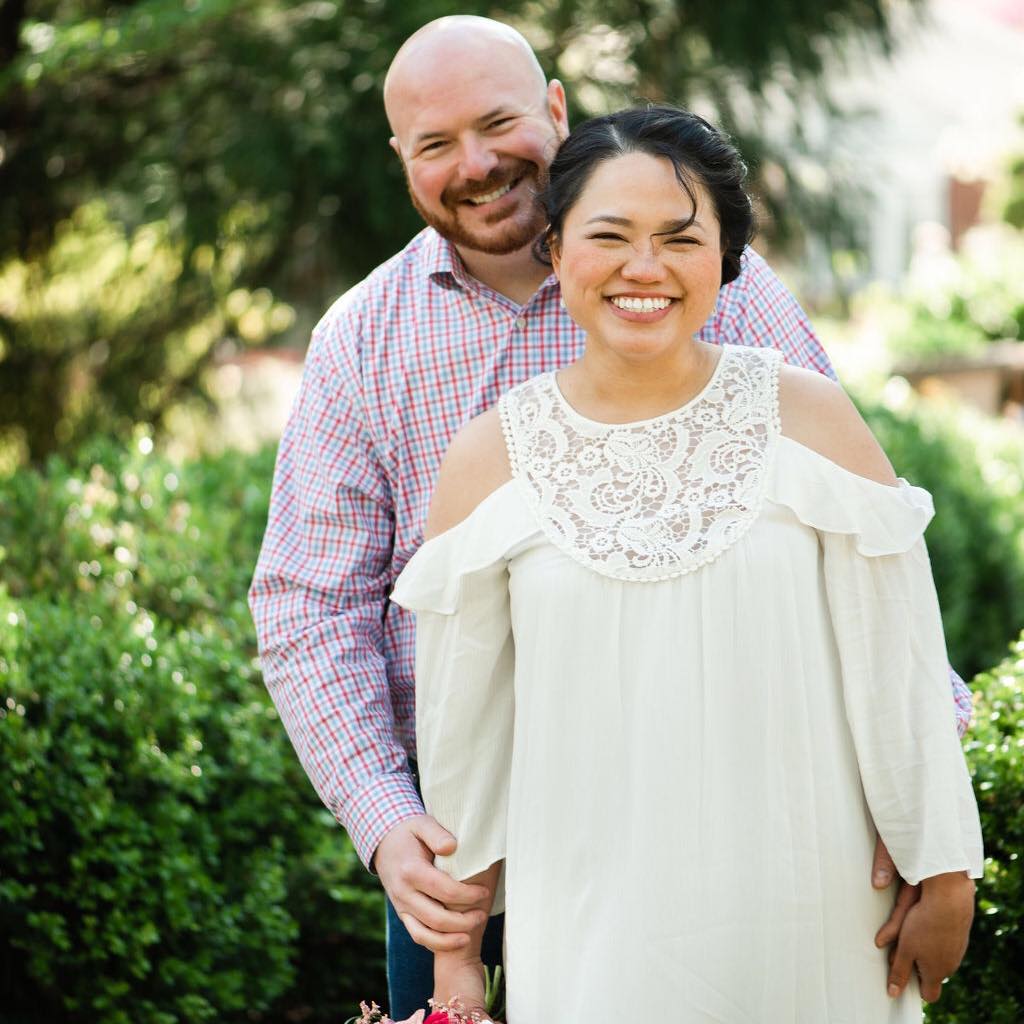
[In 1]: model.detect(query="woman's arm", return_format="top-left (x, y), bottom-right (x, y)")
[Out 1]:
top-left (433, 860), bottom-right (504, 1017)
top-left (779, 365), bottom-right (981, 1001)
top-left (426, 407), bottom-right (511, 539)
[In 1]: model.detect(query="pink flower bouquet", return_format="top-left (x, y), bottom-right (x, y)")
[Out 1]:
top-left (353, 966), bottom-right (504, 1024)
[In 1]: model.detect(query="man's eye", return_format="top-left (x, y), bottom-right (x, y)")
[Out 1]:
top-left (488, 117), bottom-right (514, 129)
top-left (419, 141), bottom-right (448, 154)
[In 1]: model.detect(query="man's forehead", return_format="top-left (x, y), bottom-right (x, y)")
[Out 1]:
top-left (385, 20), bottom-right (546, 137)
top-left (390, 62), bottom-right (544, 143)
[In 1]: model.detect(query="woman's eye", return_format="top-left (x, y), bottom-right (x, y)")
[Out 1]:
top-left (666, 236), bottom-right (698, 246)
top-left (588, 233), bottom-right (626, 242)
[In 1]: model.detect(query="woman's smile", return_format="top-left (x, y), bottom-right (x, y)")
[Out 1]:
top-left (605, 293), bottom-right (679, 323)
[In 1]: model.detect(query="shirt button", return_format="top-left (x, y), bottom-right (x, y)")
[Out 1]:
top-left (515, 316), bottom-right (527, 329)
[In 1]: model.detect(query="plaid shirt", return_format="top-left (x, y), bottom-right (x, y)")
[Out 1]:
top-left (249, 227), bottom-right (973, 870)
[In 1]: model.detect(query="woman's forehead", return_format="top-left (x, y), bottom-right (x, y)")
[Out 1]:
top-left (570, 153), bottom-right (711, 221)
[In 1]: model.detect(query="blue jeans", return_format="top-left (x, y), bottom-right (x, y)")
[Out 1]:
top-left (385, 896), bottom-right (505, 1019)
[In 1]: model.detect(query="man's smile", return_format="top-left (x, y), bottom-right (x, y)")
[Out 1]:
top-left (465, 177), bottom-right (522, 205)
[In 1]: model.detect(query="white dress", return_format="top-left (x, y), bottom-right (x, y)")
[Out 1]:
top-left (391, 345), bottom-right (983, 1023)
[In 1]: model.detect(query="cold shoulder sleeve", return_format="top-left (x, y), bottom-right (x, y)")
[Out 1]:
top-left (767, 436), bottom-right (984, 884)
top-left (391, 483), bottom-right (536, 913)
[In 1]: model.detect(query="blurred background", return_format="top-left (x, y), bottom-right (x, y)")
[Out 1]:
top-left (1, 1), bottom-right (1023, 1021)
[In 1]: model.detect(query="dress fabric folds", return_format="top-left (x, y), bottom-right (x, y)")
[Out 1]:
top-left (391, 345), bottom-right (983, 1023)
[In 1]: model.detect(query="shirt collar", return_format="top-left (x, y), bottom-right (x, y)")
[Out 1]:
top-left (421, 226), bottom-right (561, 300)
top-left (421, 228), bottom-right (471, 290)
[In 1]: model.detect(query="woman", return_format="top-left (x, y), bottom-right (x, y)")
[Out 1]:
top-left (391, 106), bottom-right (982, 1021)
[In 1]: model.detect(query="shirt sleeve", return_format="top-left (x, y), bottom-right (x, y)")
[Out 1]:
top-left (393, 546), bottom-right (515, 915)
top-left (706, 247), bottom-right (838, 380)
top-left (248, 314), bottom-right (423, 871)
top-left (821, 532), bottom-right (984, 884)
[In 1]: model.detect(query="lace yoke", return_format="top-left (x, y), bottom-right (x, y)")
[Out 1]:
top-left (498, 345), bottom-right (782, 581)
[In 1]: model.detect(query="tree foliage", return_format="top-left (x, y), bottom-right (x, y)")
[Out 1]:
top-left (0, 0), bottom-right (918, 461)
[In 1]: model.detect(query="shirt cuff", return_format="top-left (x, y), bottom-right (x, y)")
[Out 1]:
top-left (341, 771), bottom-right (425, 872)
top-left (951, 666), bottom-right (973, 738)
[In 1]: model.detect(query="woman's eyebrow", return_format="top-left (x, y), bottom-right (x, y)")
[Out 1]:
top-left (656, 216), bottom-right (702, 234)
top-left (584, 214), bottom-right (704, 232)
top-left (584, 214), bottom-right (633, 226)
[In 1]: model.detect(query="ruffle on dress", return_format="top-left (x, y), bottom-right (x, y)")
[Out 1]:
top-left (390, 480), bottom-right (537, 614)
top-left (765, 435), bottom-right (934, 557)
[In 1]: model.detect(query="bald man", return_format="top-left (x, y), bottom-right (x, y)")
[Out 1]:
top-left (249, 15), bottom-right (973, 1018)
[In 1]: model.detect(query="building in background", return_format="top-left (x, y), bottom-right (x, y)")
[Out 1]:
top-left (805, 0), bottom-right (1024, 290)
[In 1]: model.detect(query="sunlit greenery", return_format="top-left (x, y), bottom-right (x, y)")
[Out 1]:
top-left (0, 439), bottom-right (385, 1023)
top-left (926, 632), bottom-right (1024, 1024)
top-left (2, 386), bottom-right (1023, 1020)
top-left (860, 223), bottom-right (1024, 362)
top-left (1, 2), bottom-right (1021, 1020)
top-left (0, 200), bottom-right (294, 459)
top-left (1, 0), bottom-right (919, 462)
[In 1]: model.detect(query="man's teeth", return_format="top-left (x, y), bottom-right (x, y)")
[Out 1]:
top-left (468, 181), bottom-right (514, 205)
top-left (610, 296), bottom-right (673, 312)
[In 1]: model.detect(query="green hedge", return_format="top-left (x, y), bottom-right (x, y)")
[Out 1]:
top-left (855, 387), bottom-right (1024, 680)
top-left (926, 633), bottom-right (1024, 1023)
top-left (0, 438), bottom-right (385, 1024)
top-left (1, 383), bottom-right (1022, 1020)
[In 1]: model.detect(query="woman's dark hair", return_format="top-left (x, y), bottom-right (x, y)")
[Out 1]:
top-left (535, 105), bottom-right (755, 285)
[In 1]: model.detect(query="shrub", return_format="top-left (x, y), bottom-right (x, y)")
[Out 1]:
top-left (1, 379), bottom-right (1021, 1019)
top-left (865, 224), bottom-right (1024, 361)
top-left (926, 632), bottom-right (1024, 1024)
top-left (0, 442), bottom-right (385, 1023)
top-left (0, 433), bottom-right (277, 633)
top-left (856, 385), bottom-right (1024, 680)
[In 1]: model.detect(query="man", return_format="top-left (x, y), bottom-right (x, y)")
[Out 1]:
top-left (248, 15), bottom-right (973, 1018)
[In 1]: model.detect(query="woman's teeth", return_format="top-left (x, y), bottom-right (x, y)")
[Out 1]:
top-left (610, 296), bottom-right (673, 312)
top-left (468, 180), bottom-right (515, 205)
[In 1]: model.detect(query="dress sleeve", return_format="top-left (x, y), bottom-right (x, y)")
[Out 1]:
top-left (822, 530), bottom-right (984, 885)
top-left (392, 501), bottom-right (526, 915)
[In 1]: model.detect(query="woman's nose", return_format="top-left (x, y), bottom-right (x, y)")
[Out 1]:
top-left (621, 247), bottom-right (667, 282)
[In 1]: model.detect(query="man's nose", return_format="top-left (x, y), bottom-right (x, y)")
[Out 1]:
top-left (458, 136), bottom-right (500, 181)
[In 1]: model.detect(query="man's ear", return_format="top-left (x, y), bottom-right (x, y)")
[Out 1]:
top-left (389, 136), bottom-right (401, 157)
top-left (546, 79), bottom-right (570, 140)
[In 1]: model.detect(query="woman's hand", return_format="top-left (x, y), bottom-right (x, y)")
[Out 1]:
top-left (886, 871), bottom-right (976, 1002)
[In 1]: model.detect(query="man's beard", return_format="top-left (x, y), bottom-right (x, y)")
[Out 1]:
top-left (408, 158), bottom-right (549, 256)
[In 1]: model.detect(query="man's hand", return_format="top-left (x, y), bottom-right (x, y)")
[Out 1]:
top-left (373, 815), bottom-right (491, 953)
top-left (885, 871), bottom-right (975, 1003)
top-left (871, 834), bottom-right (921, 949)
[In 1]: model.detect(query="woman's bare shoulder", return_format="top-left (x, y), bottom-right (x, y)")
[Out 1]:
top-left (425, 406), bottom-right (513, 539)
top-left (777, 363), bottom-right (897, 486)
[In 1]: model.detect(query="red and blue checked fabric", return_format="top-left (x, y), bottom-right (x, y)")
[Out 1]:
top-left (248, 227), bottom-right (973, 870)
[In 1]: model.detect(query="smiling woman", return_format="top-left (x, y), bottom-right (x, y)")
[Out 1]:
top-left (393, 104), bottom-right (982, 1021)
top-left (540, 108), bottom-right (755, 421)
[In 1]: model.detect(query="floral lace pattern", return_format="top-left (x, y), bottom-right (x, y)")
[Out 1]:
top-left (498, 345), bottom-right (782, 581)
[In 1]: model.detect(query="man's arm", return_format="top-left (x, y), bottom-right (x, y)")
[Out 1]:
top-left (249, 322), bottom-right (421, 863)
top-left (248, 314), bottom-right (488, 950)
